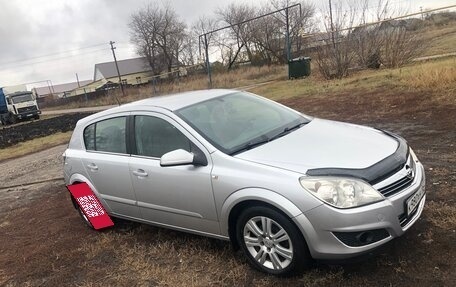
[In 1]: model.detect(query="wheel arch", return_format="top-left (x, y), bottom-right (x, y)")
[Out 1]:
top-left (67, 173), bottom-right (112, 213)
top-left (220, 188), bottom-right (303, 248)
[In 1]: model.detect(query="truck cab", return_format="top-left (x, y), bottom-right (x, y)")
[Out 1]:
top-left (0, 88), bottom-right (41, 125)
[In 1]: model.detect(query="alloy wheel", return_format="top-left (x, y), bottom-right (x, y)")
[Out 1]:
top-left (243, 216), bottom-right (293, 270)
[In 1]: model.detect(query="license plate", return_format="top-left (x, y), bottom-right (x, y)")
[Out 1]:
top-left (406, 185), bottom-right (425, 216)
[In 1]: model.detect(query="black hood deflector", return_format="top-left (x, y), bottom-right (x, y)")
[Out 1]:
top-left (306, 130), bottom-right (409, 185)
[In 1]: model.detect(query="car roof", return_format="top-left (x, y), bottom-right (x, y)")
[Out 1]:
top-left (127, 89), bottom-right (236, 111)
top-left (77, 89), bottom-right (238, 125)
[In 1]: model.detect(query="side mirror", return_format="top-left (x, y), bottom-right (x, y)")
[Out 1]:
top-left (160, 149), bottom-right (194, 167)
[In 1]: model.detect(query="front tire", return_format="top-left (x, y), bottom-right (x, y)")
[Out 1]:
top-left (236, 206), bottom-right (311, 276)
top-left (9, 114), bottom-right (17, 124)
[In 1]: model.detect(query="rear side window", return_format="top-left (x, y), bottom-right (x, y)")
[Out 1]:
top-left (84, 124), bottom-right (95, 150)
top-left (134, 116), bottom-right (191, 158)
top-left (83, 117), bottom-right (127, 154)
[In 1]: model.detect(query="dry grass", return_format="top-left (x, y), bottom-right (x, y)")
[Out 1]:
top-left (74, 225), bottom-right (345, 287)
top-left (249, 57), bottom-right (456, 102)
top-left (402, 58), bottom-right (456, 92)
top-left (0, 131), bottom-right (71, 162)
top-left (425, 201), bottom-right (456, 230)
top-left (420, 24), bottom-right (456, 56)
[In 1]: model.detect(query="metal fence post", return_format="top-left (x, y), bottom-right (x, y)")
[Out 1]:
top-left (204, 34), bottom-right (212, 88)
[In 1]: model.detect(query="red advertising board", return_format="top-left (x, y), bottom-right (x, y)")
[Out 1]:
top-left (67, 183), bottom-right (114, 230)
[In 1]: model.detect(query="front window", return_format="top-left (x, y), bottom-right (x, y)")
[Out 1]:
top-left (176, 92), bottom-right (310, 155)
top-left (134, 116), bottom-right (191, 158)
top-left (11, 93), bottom-right (33, 104)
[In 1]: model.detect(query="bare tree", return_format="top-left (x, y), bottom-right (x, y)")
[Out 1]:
top-left (192, 16), bottom-right (218, 46)
top-left (215, 1), bottom-right (314, 67)
top-left (179, 36), bottom-right (196, 67)
top-left (249, 7), bottom-right (283, 65)
top-left (269, 0), bottom-right (315, 62)
top-left (379, 23), bottom-right (425, 68)
top-left (314, 0), bottom-right (424, 78)
top-left (351, 0), bottom-right (387, 69)
top-left (217, 3), bottom-right (257, 69)
top-left (314, 1), bottom-right (356, 79)
top-left (129, 5), bottom-right (162, 75)
top-left (191, 16), bottom-right (219, 69)
top-left (129, 3), bottom-right (187, 75)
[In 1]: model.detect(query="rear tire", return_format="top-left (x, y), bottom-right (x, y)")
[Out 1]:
top-left (70, 195), bottom-right (94, 229)
top-left (236, 206), bottom-right (312, 276)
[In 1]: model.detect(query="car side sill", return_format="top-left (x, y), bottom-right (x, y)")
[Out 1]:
top-left (137, 201), bottom-right (204, 219)
top-left (111, 213), bottom-right (229, 241)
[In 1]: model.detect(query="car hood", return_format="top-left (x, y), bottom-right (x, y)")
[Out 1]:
top-left (235, 118), bottom-right (399, 174)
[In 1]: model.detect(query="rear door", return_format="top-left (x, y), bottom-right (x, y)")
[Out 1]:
top-left (80, 114), bottom-right (141, 220)
top-left (128, 112), bottom-right (219, 234)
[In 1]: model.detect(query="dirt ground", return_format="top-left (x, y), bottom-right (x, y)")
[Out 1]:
top-left (0, 145), bottom-right (66, 214)
top-left (0, 87), bottom-right (455, 286)
top-left (0, 113), bottom-right (89, 149)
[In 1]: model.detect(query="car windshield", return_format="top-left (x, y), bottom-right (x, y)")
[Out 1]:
top-left (11, 93), bottom-right (33, 104)
top-left (176, 92), bottom-right (310, 155)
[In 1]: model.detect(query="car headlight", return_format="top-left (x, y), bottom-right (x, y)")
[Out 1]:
top-left (299, 177), bottom-right (384, 208)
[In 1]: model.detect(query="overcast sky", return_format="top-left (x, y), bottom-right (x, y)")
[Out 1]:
top-left (0, 0), bottom-right (454, 89)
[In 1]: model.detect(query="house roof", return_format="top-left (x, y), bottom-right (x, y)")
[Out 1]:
top-left (94, 57), bottom-right (151, 80)
top-left (33, 80), bottom-right (92, 96)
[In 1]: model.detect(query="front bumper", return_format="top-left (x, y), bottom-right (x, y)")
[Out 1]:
top-left (294, 162), bottom-right (426, 260)
top-left (17, 110), bottom-right (41, 119)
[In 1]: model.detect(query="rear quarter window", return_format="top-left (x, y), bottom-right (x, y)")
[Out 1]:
top-left (83, 117), bottom-right (127, 154)
top-left (83, 124), bottom-right (95, 150)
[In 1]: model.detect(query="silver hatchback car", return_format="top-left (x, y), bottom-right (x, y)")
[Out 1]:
top-left (63, 89), bottom-right (426, 275)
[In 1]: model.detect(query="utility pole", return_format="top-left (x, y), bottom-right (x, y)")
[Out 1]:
top-left (329, 0), bottom-right (336, 49)
top-left (46, 81), bottom-right (52, 96)
top-left (109, 41), bottom-right (123, 104)
top-left (49, 80), bottom-right (55, 93)
top-left (420, 7), bottom-right (424, 20)
top-left (75, 73), bottom-right (81, 88)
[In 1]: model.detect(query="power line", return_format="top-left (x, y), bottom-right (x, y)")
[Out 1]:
top-left (327, 0), bottom-right (413, 13)
top-left (0, 43), bottom-right (108, 67)
top-left (0, 48), bottom-right (111, 70)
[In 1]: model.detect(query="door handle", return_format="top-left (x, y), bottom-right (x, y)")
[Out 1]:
top-left (132, 169), bottom-right (148, 177)
top-left (87, 163), bottom-right (98, 171)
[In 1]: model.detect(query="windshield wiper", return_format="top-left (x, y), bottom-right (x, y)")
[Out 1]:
top-left (229, 135), bottom-right (270, 155)
top-left (269, 121), bottom-right (308, 141)
top-left (229, 120), bottom-right (309, 156)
